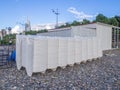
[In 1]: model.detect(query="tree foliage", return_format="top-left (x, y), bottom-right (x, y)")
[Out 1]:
top-left (0, 34), bottom-right (16, 45)
top-left (115, 16), bottom-right (120, 27)
top-left (0, 29), bottom-right (48, 45)
top-left (82, 19), bottom-right (91, 24)
top-left (71, 21), bottom-right (80, 26)
top-left (25, 29), bottom-right (48, 35)
top-left (95, 14), bottom-right (109, 24)
top-left (109, 17), bottom-right (119, 26)
top-left (58, 14), bottom-right (120, 28)
top-left (59, 19), bottom-right (91, 28)
top-left (93, 14), bottom-right (119, 26)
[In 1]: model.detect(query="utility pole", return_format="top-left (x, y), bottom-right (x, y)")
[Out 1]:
top-left (52, 9), bottom-right (60, 28)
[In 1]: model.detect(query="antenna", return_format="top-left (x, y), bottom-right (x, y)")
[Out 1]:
top-left (52, 9), bottom-right (60, 28)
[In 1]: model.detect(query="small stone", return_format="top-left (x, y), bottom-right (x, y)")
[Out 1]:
top-left (11, 86), bottom-right (17, 89)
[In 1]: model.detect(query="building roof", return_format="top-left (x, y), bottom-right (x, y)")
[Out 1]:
top-left (96, 22), bottom-right (120, 29)
top-left (38, 22), bottom-right (120, 34)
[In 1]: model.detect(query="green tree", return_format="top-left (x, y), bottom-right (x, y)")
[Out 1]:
top-left (37, 29), bottom-right (48, 33)
top-left (25, 30), bottom-right (37, 35)
top-left (25, 29), bottom-right (48, 35)
top-left (109, 17), bottom-right (119, 26)
top-left (115, 16), bottom-right (120, 27)
top-left (82, 19), bottom-right (91, 24)
top-left (71, 20), bottom-right (80, 26)
top-left (65, 22), bottom-right (71, 27)
top-left (58, 25), bottom-right (66, 28)
top-left (0, 34), bottom-right (16, 45)
top-left (95, 14), bottom-right (109, 24)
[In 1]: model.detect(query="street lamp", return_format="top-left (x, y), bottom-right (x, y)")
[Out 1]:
top-left (52, 9), bottom-right (60, 28)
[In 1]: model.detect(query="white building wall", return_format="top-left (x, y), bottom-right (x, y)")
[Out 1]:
top-left (38, 26), bottom-right (97, 37)
top-left (48, 37), bottom-right (59, 69)
top-left (16, 35), bottom-right (103, 76)
top-left (71, 25), bottom-right (96, 37)
top-left (96, 23), bottom-right (112, 50)
top-left (26, 38), bottom-right (34, 76)
top-left (58, 38), bottom-right (68, 67)
top-left (16, 35), bottom-right (22, 70)
top-left (74, 38), bottom-right (82, 63)
top-left (33, 37), bottom-right (48, 72)
top-left (16, 23), bottom-right (114, 76)
top-left (38, 29), bottom-right (71, 37)
top-left (67, 38), bottom-right (75, 65)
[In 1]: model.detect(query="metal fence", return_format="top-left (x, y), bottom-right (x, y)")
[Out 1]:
top-left (0, 45), bottom-right (15, 68)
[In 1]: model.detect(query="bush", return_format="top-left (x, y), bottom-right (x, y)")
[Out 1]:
top-left (0, 34), bottom-right (16, 45)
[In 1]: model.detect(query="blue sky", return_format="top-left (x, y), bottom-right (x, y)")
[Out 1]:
top-left (0, 0), bottom-right (120, 29)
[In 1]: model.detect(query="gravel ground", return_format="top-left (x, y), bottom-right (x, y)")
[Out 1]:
top-left (0, 49), bottom-right (120, 90)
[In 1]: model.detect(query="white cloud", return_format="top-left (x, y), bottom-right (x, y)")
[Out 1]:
top-left (11, 25), bottom-right (20, 34)
top-left (11, 25), bottom-right (24, 34)
top-left (68, 7), bottom-right (96, 21)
